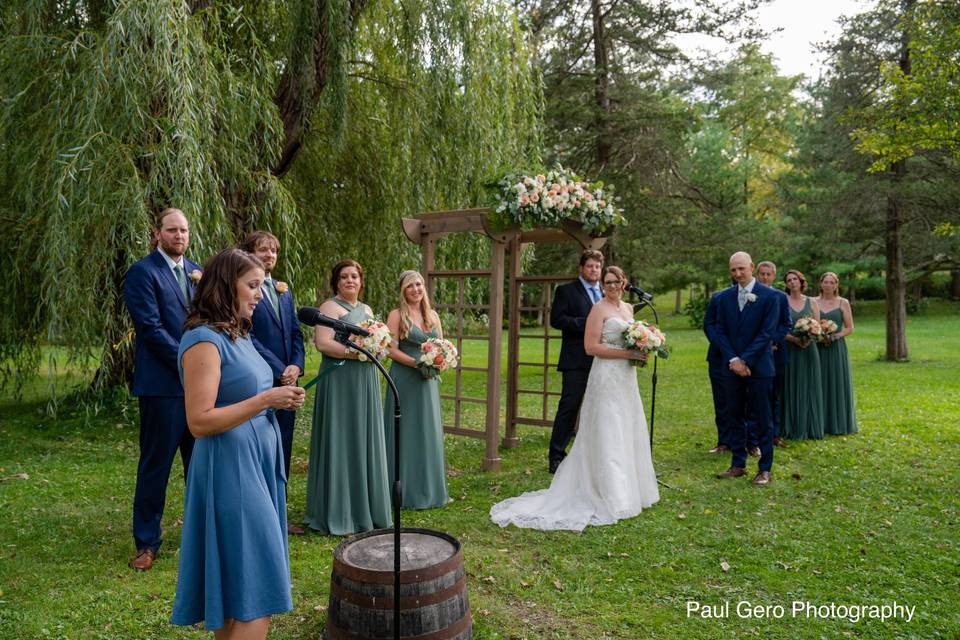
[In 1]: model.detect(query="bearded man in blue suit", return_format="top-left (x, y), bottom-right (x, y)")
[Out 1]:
top-left (704, 251), bottom-right (780, 485)
top-left (242, 231), bottom-right (305, 534)
top-left (123, 208), bottom-right (201, 570)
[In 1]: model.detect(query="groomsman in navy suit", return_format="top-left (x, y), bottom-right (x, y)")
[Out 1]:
top-left (704, 251), bottom-right (780, 484)
top-left (703, 291), bottom-right (732, 454)
top-left (242, 231), bottom-right (305, 534)
top-left (123, 208), bottom-right (201, 570)
top-left (755, 261), bottom-right (791, 449)
top-left (548, 249), bottom-right (604, 473)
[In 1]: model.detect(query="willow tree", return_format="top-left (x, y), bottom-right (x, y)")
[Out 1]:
top-left (0, 0), bottom-right (541, 401)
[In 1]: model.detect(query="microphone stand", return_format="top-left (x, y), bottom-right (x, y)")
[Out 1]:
top-left (631, 296), bottom-right (659, 452)
top-left (331, 330), bottom-right (402, 640)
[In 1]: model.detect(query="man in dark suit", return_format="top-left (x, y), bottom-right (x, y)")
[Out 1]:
top-left (703, 291), bottom-right (731, 454)
top-left (547, 249), bottom-right (604, 473)
top-left (704, 251), bottom-right (779, 485)
top-left (242, 231), bottom-right (306, 535)
top-left (123, 208), bottom-right (201, 570)
top-left (756, 260), bottom-right (791, 449)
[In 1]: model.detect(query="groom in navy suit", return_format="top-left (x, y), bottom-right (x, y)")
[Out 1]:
top-left (123, 208), bottom-right (201, 570)
top-left (548, 249), bottom-right (604, 473)
top-left (704, 251), bottom-right (779, 484)
top-left (242, 231), bottom-right (305, 535)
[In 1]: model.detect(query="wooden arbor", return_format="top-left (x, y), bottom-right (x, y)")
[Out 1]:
top-left (402, 208), bottom-right (606, 471)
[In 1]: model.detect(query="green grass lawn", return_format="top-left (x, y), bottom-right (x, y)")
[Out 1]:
top-left (1, 300), bottom-right (958, 639)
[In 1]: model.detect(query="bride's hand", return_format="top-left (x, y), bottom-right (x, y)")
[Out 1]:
top-left (630, 350), bottom-right (648, 363)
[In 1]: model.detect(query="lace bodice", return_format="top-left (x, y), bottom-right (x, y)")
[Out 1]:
top-left (601, 316), bottom-right (631, 349)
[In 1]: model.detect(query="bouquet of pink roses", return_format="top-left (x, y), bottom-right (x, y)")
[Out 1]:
top-left (818, 318), bottom-right (839, 344)
top-left (623, 320), bottom-right (669, 366)
top-left (418, 337), bottom-right (459, 380)
top-left (791, 316), bottom-right (821, 343)
top-left (349, 320), bottom-right (392, 361)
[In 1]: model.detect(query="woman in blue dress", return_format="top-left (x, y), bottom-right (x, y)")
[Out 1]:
top-left (171, 249), bottom-right (306, 639)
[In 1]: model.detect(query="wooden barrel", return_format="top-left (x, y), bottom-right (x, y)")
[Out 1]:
top-left (326, 528), bottom-right (472, 640)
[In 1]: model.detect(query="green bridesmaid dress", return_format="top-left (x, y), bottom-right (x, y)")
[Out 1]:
top-left (818, 306), bottom-right (858, 435)
top-left (781, 296), bottom-right (825, 440)
top-left (305, 299), bottom-right (392, 535)
top-left (383, 324), bottom-right (449, 509)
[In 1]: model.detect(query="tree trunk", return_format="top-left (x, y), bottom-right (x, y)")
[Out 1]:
top-left (950, 270), bottom-right (960, 299)
top-left (885, 7), bottom-right (912, 361)
top-left (674, 288), bottom-right (682, 314)
top-left (591, 0), bottom-right (611, 171)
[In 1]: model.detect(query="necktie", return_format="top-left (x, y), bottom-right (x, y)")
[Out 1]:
top-left (265, 280), bottom-right (280, 317)
top-left (589, 286), bottom-right (599, 304)
top-left (738, 287), bottom-right (747, 311)
top-left (173, 264), bottom-right (188, 300)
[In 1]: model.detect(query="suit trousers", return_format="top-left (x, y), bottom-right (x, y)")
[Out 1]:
top-left (720, 375), bottom-right (774, 472)
top-left (709, 368), bottom-right (731, 448)
top-left (275, 407), bottom-right (296, 481)
top-left (746, 360), bottom-right (785, 446)
top-left (132, 396), bottom-right (194, 551)
top-left (549, 369), bottom-right (590, 463)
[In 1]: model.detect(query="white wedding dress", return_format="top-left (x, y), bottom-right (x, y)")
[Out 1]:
top-left (490, 317), bottom-right (659, 531)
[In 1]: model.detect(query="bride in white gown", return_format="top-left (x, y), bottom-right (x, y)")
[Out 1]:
top-left (491, 266), bottom-right (659, 531)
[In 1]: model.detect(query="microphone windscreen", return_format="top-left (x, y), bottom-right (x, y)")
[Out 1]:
top-left (297, 307), bottom-right (321, 325)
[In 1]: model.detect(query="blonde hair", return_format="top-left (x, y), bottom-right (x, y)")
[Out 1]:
top-left (819, 271), bottom-right (840, 295)
top-left (398, 270), bottom-right (438, 341)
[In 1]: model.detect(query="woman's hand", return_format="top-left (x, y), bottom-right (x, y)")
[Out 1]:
top-left (263, 386), bottom-right (306, 411)
top-left (629, 349), bottom-right (648, 363)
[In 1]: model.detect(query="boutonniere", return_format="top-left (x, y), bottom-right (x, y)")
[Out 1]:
top-left (745, 292), bottom-right (757, 304)
top-left (274, 281), bottom-right (289, 295)
top-left (189, 269), bottom-right (202, 284)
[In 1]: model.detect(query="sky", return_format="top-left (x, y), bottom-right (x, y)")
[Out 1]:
top-left (676, 0), bottom-right (869, 80)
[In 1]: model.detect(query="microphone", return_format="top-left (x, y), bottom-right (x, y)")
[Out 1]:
top-left (625, 283), bottom-right (654, 302)
top-left (297, 307), bottom-right (370, 337)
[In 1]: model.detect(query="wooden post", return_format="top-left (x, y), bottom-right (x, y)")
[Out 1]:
top-left (484, 239), bottom-right (506, 471)
top-left (423, 236), bottom-right (436, 300)
top-left (503, 237), bottom-right (522, 449)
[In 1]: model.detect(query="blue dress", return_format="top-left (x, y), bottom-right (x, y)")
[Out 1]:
top-left (171, 326), bottom-right (292, 630)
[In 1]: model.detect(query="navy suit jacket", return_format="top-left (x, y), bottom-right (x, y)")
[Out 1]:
top-left (124, 250), bottom-right (201, 397)
top-left (249, 281), bottom-right (305, 382)
top-left (704, 282), bottom-right (780, 379)
top-left (550, 280), bottom-right (595, 372)
top-left (771, 288), bottom-right (791, 366)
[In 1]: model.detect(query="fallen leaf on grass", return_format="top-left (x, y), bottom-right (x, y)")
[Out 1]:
top-left (313, 604), bottom-right (326, 612)
top-left (483, 575), bottom-right (496, 583)
top-left (553, 579), bottom-right (563, 591)
top-left (478, 609), bottom-right (490, 616)
top-left (462, 506), bottom-right (473, 512)
top-left (677, 513), bottom-right (686, 520)
top-left (720, 560), bottom-right (730, 573)
top-left (0, 473), bottom-right (29, 482)
top-left (792, 473), bottom-right (802, 480)
top-left (520, 580), bottom-right (530, 588)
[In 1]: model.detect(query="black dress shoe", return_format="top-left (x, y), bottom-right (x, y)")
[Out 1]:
top-left (709, 445), bottom-right (730, 454)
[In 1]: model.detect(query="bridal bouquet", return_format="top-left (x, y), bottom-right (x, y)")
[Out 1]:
top-left (349, 320), bottom-right (392, 362)
top-left (418, 337), bottom-right (459, 380)
top-left (623, 320), bottom-right (669, 367)
top-left (491, 166), bottom-right (626, 234)
top-left (818, 318), bottom-right (839, 344)
top-left (791, 317), bottom-right (822, 343)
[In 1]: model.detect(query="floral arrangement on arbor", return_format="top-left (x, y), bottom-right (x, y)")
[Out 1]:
top-left (491, 166), bottom-right (626, 234)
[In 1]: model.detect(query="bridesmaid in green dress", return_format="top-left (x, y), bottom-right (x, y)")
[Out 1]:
top-left (781, 269), bottom-right (825, 440)
top-left (304, 259), bottom-right (392, 535)
top-left (816, 272), bottom-right (858, 435)
top-left (383, 270), bottom-right (449, 509)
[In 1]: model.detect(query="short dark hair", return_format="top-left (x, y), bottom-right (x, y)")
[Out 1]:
top-left (240, 230), bottom-right (280, 254)
top-left (580, 249), bottom-right (604, 267)
top-left (784, 269), bottom-right (807, 293)
top-left (185, 249), bottom-right (264, 340)
top-left (330, 259), bottom-right (365, 297)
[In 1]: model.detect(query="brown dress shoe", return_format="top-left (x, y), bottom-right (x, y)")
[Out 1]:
top-left (716, 466), bottom-right (747, 479)
top-left (773, 437), bottom-right (788, 449)
top-left (752, 471), bottom-right (772, 485)
top-left (287, 523), bottom-right (306, 536)
top-left (749, 447), bottom-right (761, 458)
top-left (129, 548), bottom-right (156, 571)
top-left (708, 445), bottom-right (730, 454)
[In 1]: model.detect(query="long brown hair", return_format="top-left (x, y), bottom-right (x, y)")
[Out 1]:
top-left (397, 270), bottom-right (439, 341)
top-left (185, 249), bottom-right (264, 340)
top-left (784, 269), bottom-right (808, 293)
